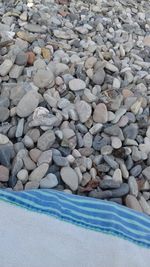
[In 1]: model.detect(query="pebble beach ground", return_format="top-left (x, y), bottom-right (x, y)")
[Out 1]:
top-left (0, 0), bottom-right (150, 215)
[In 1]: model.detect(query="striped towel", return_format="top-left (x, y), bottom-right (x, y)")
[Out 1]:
top-left (0, 189), bottom-right (150, 267)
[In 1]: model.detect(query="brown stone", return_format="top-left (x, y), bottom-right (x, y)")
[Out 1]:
top-left (26, 51), bottom-right (36, 65)
top-left (0, 165), bottom-right (9, 182)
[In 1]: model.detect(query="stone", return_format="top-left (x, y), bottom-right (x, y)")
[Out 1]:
top-left (24, 23), bottom-right (46, 33)
top-left (37, 130), bottom-right (56, 151)
top-left (25, 181), bottom-right (39, 190)
top-left (130, 165), bottom-right (142, 177)
top-left (113, 169), bottom-right (123, 184)
top-left (111, 136), bottom-right (122, 149)
top-left (29, 148), bottom-right (42, 163)
top-left (15, 118), bottom-right (24, 138)
top-left (100, 180), bottom-right (120, 189)
top-left (83, 132), bottom-right (93, 148)
top-left (16, 91), bottom-right (39, 117)
top-left (0, 134), bottom-right (9, 145)
top-left (123, 124), bottom-right (138, 139)
top-left (143, 36), bottom-right (150, 47)
top-left (104, 155), bottom-right (119, 169)
top-left (15, 51), bottom-right (28, 66)
top-left (11, 157), bottom-right (23, 177)
top-left (60, 167), bottom-right (79, 191)
top-left (89, 190), bottom-right (112, 199)
top-left (33, 69), bottom-right (55, 88)
top-left (0, 165), bottom-right (9, 182)
top-left (26, 52), bottom-right (36, 65)
top-left (23, 135), bottom-right (34, 148)
top-left (89, 124), bottom-right (103, 135)
top-left (93, 103), bottom-right (108, 123)
top-left (40, 173), bottom-right (58, 189)
top-left (23, 156), bottom-right (36, 171)
top-left (92, 68), bottom-right (105, 85)
top-left (101, 145), bottom-right (113, 155)
top-left (9, 65), bottom-right (24, 79)
top-left (85, 57), bottom-right (97, 69)
top-left (139, 196), bottom-right (150, 215)
top-left (29, 163), bottom-right (49, 182)
top-left (142, 167), bottom-right (150, 181)
top-left (37, 150), bottom-right (52, 165)
top-left (111, 183), bottom-right (129, 198)
top-left (69, 79), bottom-right (86, 91)
top-left (0, 107), bottom-right (9, 122)
top-left (125, 195), bottom-right (142, 212)
top-left (17, 169), bottom-right (28, 183)
top-left (0, 59), bottom-right (13, 76)
top-left (128, 176), bottom-right (138, 197)
top-left (75, 101), bottom-right (92, 123)
top-left (0, 144), bottom-right (14, 167)
top-left (53, 155), bottom-right (68, 167)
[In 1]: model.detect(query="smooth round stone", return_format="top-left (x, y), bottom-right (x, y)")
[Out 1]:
top-left (29, 163), bottom-right (49, 182)
top-left (101, 145), bottom-right (113, 155)
top-left (123, 123), bottom-right (138, 139)
top-left (23, 156), bottom-right (36, 171)
top-left (40, 174), bottom-right (58, 189)
top-left (75, 101), bottom-right (92, 123)
top-left (93, 103), bottom-right (108, 123)
top-left (113, 169), bottom-right (123, 184)
top-left (125, 195), bottom-right (142, 212)
top-left (17, 169), bottom-right (28, 183)
top-left (69, 78), bottom-right (86, 91)
top-left (14, 180), bottom-right (24, 191)
top-left (37, 150), bottom-right (52, 165)
top-left (128, 176), bottom-right (138, 197)
top-left (60, 167), bottom-right (79, 191)
top-left (89, 123), bottom-right (103, 135)
top-left (23, 135), bottom-right (34, 148)
top-left (83, 132), bottom-right (93, 148)
top-left (92, 68), bottom-right (105, 85)
top-left (118, 115), bottom-right (129, 127)
top-left (15, 118), bottom-right (24, 138)
top-left (37, 130), bottom-right (56, 151)
top-left (111, 136), bottom-right (122, 149)
top-left (130, 165), bottom-right (142, 177)
top-left (111, 183), bottom-right (129, 198)
top-left (0, 134), bottom-right (9, 145)
top-left (85, 57), bottom-right (97, 69)
top-left (0, 165), bottom-right (9, 182)
top-left (33, 69), bottom-right (55, 88)
top-left (100, 180), bottom-right (120, 189)
top-left (104, 155), bottom-right (119, 169)
top-left (0, 107), bottom-right (9, 122)
top-left (25, 181), bottom-right (40, 190)
top-left (16, 91), bottom-right (39, 118)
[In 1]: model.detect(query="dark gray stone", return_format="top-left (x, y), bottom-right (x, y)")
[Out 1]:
top-left (111, 183), bottom-right (129, 198)
top-left (88, 190), bottom-right (112, 199)
top-left (97, 163), bottom-right (110, 173)
top-left (100, 180), bottom-right (120, 189)
top-left (0, 144), bottom-right (15, 167)
top-left (126, 155), bottom-right (134, 170)
top-left (8, 176), bottom-right (17, 188)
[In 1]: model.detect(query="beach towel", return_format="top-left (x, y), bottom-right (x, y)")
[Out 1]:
top-left (0, 189), bottom-right (150, 267)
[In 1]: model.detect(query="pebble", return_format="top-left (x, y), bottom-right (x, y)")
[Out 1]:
top-left (113, 169), bottom-right (123, 184)
top-left (0, 107), bottom-right (10, 122)
top-left (40, 174), bottom-right (58, 189)
top-left (29, 163), bottom-right (49, 182)
top-left (128, 176), bottom-right (138, 197)
top-left (37, 150), bottom-right (52, 165)
top-left (16, 91), bottom-right (39, 117)
top-left (142, 167), bottom-right (150, 181)
top-left (111, 183), bottom-right (129, 198)
top-left (75, 101), bottom-right (92, 123)
top-left (139, 196), bottom-right (150, 216)
top-left (111, 136), bottom-right (122, 149)
top-left (93, 103), bottom-right (108, 123)
top-left (37, 130), bottom-right (55, 151)
top-left (17, 169), bottom-right (28, 183)
top-left (60, 167), bottom-right (79, 191)
top-left (33, 69), bottom-right (55, 88)
top-left (0, 165), bottom-right (9, 182)
top-left (0, 144), bottom-right (14, 167)
top-left (69, 79), bottom-right (86, 91)
top-left (125, 195), bottom-right (142, 212)
top-left (0, 59), bottom-right (13, 76)
top-left (92, 68), bottom-right (105, 85)
top-left (0, 134), bottom-right (9, 145)
top-left (100, 180), bottom-right (120, 189)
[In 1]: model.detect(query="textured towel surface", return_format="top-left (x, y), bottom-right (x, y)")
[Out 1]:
top-left (0, 189), bottom-right (150, 267)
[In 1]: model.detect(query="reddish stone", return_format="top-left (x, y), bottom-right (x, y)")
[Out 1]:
top-left (26, 51), bottom-right (36, 65)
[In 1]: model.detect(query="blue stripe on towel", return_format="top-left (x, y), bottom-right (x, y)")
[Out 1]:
top-left (0, 189), bottom-right (150, 248)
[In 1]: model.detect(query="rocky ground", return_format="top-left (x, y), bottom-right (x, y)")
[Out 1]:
top-left (0, 0), bottom-right (150, 215)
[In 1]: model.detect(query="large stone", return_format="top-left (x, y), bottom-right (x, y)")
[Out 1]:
top-left (60, 167), bottom-right (79, 191)
top-left (92, 68), bottom-right (105, 85)
top-left (29, 163), bottom-right (49, 182)
top-left (16, 91), bottom-right (39, 117)
top-left (75, 101), bottom-right (91, 123)
top-left (33, 69), bottom-right (55, 88)
top-left (69, 79), bottom-right (86, 91)
top-left (40, 174), bottom-right (58, 189)
top-left (37, 130), bottom-right (56, 151)
top-left (0, 107), bottom-right (9, 122)
top-left (93, 103), bottom-right (108, 123)
top-left (0, 59), bottom-right (13, 76)
top-left (0, 144), bottom-right (14, 167)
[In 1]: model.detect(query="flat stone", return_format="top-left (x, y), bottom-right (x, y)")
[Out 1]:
top-left (128, 176), bottom-right (138, 197)
top-left (0, 59), bottom-right (13, 76)
top-left (60, 167), bottom-right (79, 191)
top-left (0, 165), bottom-right (9, 182)
top-left (37, 130), bottom-right (55, 151)
top-left (16, 91), bottom-right (39, 117)
top-left (24, 23), bottom-right (46, 33)
top-left (33, 69), bottom-right (55, 88)
top-left (75, 101), bottom-right (92, 123)
top-left (37, 150), bottom-right (52, 165)
top-left (40, 173), bottom-right (58, 189)
top-left (9, 65), bottom-right (24, 79)
top-left (69, 79), bottom-right (86, 91)
top-left (93, 103), bottom-right (108, 123)
top-left (100, 180), bottom-right (120, 189)
top-left (111, 183), bottom-right (129, 198)
top-left (125, 195), bottom-right (142, 212)
top-left (29, 163), bottom-right (49, 182)
top-left (0, 107), bottom-right (9, 122)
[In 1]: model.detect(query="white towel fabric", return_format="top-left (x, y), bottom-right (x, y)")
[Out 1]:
top-left (0, 200), bottom-right (150, 267)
